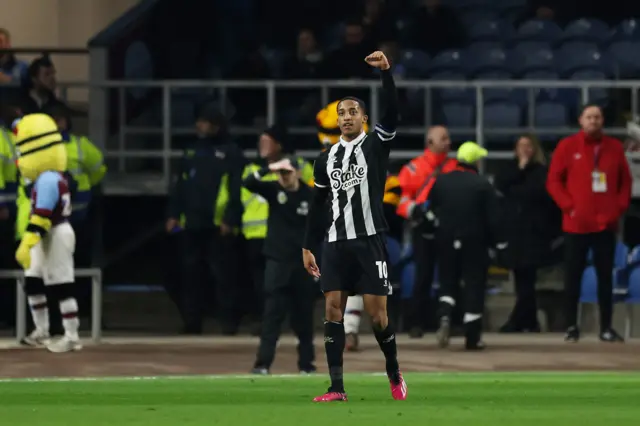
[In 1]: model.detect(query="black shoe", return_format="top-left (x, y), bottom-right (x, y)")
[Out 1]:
top-left (465, 340), bottom-right (486, 351)
top-left (599, 328), bottom-right (624, 343)
top-left (299, 364), bottom-right (317, 374)
top-left (436, 316), bottom-right (451, 348)
top-left (408, 327), bottom-right (424, 339)
top-left (251, 366), bottom-right (269, 375)
top-left (565, 326), bottom-right (580, 342)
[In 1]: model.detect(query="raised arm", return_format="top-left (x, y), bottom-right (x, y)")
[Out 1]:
top-left (365, 51), bottom-right (398, 142)
top-left (242, 165), bottom-right (278, 201)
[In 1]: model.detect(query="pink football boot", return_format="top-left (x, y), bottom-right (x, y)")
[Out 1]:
top-left (313, 390), bottom-right (348, 402)
top-left (389, 372), bottom-right (408, 400)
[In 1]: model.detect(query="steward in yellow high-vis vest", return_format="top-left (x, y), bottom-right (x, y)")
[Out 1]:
top-left (0, 127), bottom-right (18, 217)
top-left (44, 104), bottom-right (106, 223)
top-left (165, 106), bottom-right (245, 335)
top-left (240, 124), bottom-right (313, 330)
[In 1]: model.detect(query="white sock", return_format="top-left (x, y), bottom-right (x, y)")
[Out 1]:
top-left (344, 296), bottom-right (364, 334)
top-left (59, 298), bottom-right (79, 341)
top-left (27, 294), bottom-right (49, 334)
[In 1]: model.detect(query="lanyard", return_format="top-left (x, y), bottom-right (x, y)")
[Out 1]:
top-left (593, 144), bottom-right (602, 170)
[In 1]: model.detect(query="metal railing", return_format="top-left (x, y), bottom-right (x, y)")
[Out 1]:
top-left (0, 269), bottom-right (102, 345)
top-left (71, 78), bottom-right (640, 181)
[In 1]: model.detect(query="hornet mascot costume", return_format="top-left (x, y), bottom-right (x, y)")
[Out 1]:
top-left (316, 101), bottom-right (370, 352)
top-left (13, 113), bottom-right (81, 353)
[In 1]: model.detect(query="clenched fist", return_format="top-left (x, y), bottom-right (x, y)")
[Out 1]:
top-left (365, 51), bottom-right (390, 71)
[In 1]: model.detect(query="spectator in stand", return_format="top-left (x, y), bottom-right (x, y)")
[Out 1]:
top-left (322, 19), bottom-right (375, 80)
top-left (283, 29), bottom-right (326, 80)
top-left (547, 104), bottom-right (632, 343)
top-left (361, 0), bottom-right (397, 47)
top-left (495, 134), bottom-right (559, 333)
top-left (14, 56), bottom-right (66, 114)
top-left (406, 0), bottom-right (466, 56)
top-left (0, 29), bottom-right (28, 86)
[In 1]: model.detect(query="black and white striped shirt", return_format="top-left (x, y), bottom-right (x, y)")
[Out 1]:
top-left (310, 70), bottom-right (398, 243)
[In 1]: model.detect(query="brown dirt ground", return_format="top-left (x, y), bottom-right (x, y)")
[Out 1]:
top-left (0, 334), bottom-right (638, 379)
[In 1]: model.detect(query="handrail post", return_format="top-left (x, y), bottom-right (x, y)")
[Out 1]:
top-left (266, 81), bottom-right (276, 126)
top-left (475, 85), bottom-right (485, 174)
top-left (118, 87), bottom-right (126, 172)
top-left (91, 273), bottom-right (102, 344)
top-left (162, 84), bottom-right (172, 190)
top-left (16, 276), bottom-right (25, 341)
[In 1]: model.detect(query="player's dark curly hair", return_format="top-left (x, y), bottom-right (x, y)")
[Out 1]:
top-left (337, 97), bottom-right (367, 115)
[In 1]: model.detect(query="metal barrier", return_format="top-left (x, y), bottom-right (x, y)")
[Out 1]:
top-left (0, 268), bottom-right (102, 345)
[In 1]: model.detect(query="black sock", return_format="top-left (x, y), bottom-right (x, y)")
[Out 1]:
top-left (373, 322), bottom-right (400, 383)
top-left (324, 321), bottom-right (345, 392)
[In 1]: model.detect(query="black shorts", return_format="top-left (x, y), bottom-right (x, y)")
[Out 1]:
top-left (320, 234), bottom-right (392, 296)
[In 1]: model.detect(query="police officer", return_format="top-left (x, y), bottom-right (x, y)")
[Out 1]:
top-left (241, 124), bottom-right (313, 334)
top-left (426, 142), bottom-right (505, 351)
top-left (44, 104), bottom-right (107, 318)
top-left (244, 157), bottom-right (316, 374)
top-left (0, 122), bottom-right (18, 327)
top-left (166, 105), bottom-right (245, 335)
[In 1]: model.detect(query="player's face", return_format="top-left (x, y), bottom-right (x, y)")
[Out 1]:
top-left (579, 106), bottom-right (603, 135)
top-left (337, 100), bottom-right (367, 140)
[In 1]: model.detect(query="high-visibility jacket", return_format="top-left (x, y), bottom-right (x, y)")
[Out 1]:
top-left (397, 149), bottom-right (458, 219)
top-left (0, 128), bottom-right (18, 213)
top-left (64, 134), bottom-right (107, 222)
top-left (15, 182), bottom-right (29, 240)
top-left (241, 157), bottom-right (314, 240)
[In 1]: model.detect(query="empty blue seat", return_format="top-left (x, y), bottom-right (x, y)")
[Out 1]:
top-left (560, 18), bottom-right (609, 44)
top-left (522, 70), bottom-right (562, 102)
top-left (468, 47), bottom-right (511, 75)
top-left (608, 41), bottom-right (640, 75)
top-left (569, 70), bottom-right (609, 106)
top-left (557, 43), bottom-right (608, 76)
top-left (401, 49), bottom-right (430, 78)
top-left (400, 263), bottom-right (415, 299)
top-left (534, 102), bottom-right (568, 140)
top-left (513, 19), bottom-right (562, 44)
top-left (476, 70), bottom-right (522, 104)
top-left (441, 101), bottom-right (474, 128)
top-left (483, 101), bottom-right (522, 141)
top-left (467, 41), bottom-right (503, 52)
top-left (431, 72), bottom-right (473, 102)
top-left (468, 20), bottom-right (513, 42)
top-left (609, 19), bottom-right (640, 42)
top-left (386, 236), bottom-right (402, 266)
top-left (512, 45), bottom-right (555, 74)
top-left (429, 49), bottom-right (466, 74)
top-left (628, 267), bottom-right (640, 303)
top-left (459, 9), bottom-right (499, 28)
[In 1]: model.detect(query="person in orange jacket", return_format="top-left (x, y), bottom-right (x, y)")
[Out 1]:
top-left (547, 104), bottom-right (632, 343)
top-left (397, 125), bottom-right (458, 338)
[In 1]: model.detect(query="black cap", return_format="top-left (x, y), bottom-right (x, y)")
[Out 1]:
top-left (263, 123), bottom-right (291, 153)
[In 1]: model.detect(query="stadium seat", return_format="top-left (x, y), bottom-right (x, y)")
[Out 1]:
top-left (260, 48), bottom-right (287, 78)
top-left (483, 101), bottom-right (522, 143)
top-left (428, 49), bottom-right (466, 74)
top-left (475, 70), bottom-right (523, 105)
top-left (511, 44), bottom-right (555, 74)
top-left (441, 101), bottom-right (475, 128)
top-left (431, 72), bottom-right (473, 102)
top-left (608, 19), bottom-right (640, 43)
top-left (607, 41), bottom-right (640, 76)
top-left (468, 46), bottom-right (511, 75)
top-left (401, 49), bottom-right (430, 78)
top-left (569, 70), bottom-right (609, 106)
top-left (400, 262), bottom-right (415, 299)
top-left (467, 41), bottom-right (503, 52)
top-left (560, 18), bottom-right (609, 44)
top-left (459, 9), bottom-right (499, 28)
top-left (386, 236), bottom-right (402, 267)
top-left (522, 70), bottom-right (562, 103)
top-left (556, 42), bottom-right (608, 76)
top-left (512, 19), bottom-right (562, 44)
top-left (534, 102), bottom-right (568, 136)
top-left (468, 20), bottom-right (513, 42)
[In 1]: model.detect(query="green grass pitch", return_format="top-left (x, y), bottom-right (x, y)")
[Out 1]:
top-left (0, 372), bottom-right (638, 425)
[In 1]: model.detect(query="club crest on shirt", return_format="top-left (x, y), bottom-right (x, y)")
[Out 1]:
top-left (330, 164), bottom-right (367, 190)
top-left (277, 191), bottom-right (287, 204)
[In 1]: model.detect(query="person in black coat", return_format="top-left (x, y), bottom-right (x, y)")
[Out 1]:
top-left (494, 134), bottom-right (559, 333)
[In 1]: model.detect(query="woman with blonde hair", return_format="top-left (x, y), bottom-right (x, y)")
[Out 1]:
top-left (495, 134), bottom-right (558, 333)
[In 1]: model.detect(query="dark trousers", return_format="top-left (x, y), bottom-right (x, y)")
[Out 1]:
top-left (255, 259), bottom-right (315, 370)
top-left (563, 231), bottom-right (615, 330)
top-left (245, 238), bottom-right (266, 322)
top-left (506, 267), bottom-right (539, 329)
top-left (0, 220), bottom-right (16, 328)
top-left (437, 237), bottom-right (488, 339)
top-left (180, 228), bottom-right (239, 332)
top-left (408, 228), bottom-right (437, 329)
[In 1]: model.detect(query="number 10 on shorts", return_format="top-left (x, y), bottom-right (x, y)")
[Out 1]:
top-left (375, 261), bottom-right (392, 295)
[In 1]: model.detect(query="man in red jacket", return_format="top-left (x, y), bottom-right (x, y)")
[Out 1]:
top-left (397, 125), bottom-right (458, 337)
top-left (547, 104), bottom-right (632, 343)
